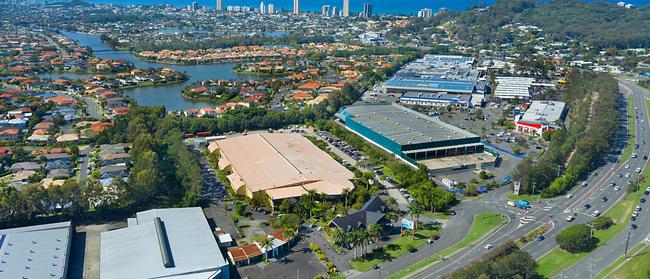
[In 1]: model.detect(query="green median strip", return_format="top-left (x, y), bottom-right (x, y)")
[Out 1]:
top-left (386, 211), bottom-right (504, 279)
top-left (619, 93), bottom-right (635, 163)
top-left (536, 248), bottom-right (588, 278)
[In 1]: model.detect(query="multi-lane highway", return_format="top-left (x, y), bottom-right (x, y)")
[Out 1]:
top-left (409, 79), bottom-right (650, 279)
top-left (559, 79), bottom-right (650, 278)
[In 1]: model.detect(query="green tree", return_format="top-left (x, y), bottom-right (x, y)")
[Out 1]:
top-left (556, 224), bottom-right (596, 253)
top-left (591, 216), bottom-right (614, 230)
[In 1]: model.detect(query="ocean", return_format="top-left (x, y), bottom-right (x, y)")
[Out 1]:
top-left (43, 0), bottom-right (650, 14)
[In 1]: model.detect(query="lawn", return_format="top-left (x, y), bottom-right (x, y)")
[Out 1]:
top-left (349, 224), bottom-right (441, 272)
top-left (619, 93), bottom-right (636, 163)
top-left (595, 244), bottom-right (650, 279)
top-left (386, 211), bottom-right (504, 279)
top-left (536, 248), bottom-right (588, 278)
top-left (423, 212), bottom-right (451, 220)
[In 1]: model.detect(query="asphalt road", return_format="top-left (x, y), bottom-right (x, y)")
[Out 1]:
top-left (558, 79), bottom-right (650, 278)
top-left (410, 80), bottom-right (647, 278)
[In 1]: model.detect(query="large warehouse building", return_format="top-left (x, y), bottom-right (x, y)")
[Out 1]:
top-left (0, 221), bottom-right (72, 279)
top-left (209, 133), bottom-right (354, 201)
top-left (100, 207), bottom-right (230, 279)
top-left (336, 103), bottom-right (484, 166)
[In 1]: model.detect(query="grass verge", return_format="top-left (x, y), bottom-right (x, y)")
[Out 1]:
top-left (349, 224), bottom-right (441, 272)
top-left (386, 211), bottom-right (504, 279)
top-left (536, 248), bottom-right (588, 277)
top-left (595, 244), bottom-right (650, 279)
top-left (506, 193), bottom-right (542, 202)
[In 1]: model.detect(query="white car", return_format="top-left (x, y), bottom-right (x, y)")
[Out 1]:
top-left (566, 215), bottom-right (575, 222)
top-left (566, 194), bottom-right (573, 199)
top-left (636, 206), bottom-right (642, 211)
top-left (625, 165), bottom-right (630, 169)
top-left (614, 186), bottom-right (621, 191)
top-left (626, 173), bottom-right (631, 178)
top-left (636, 168), bottom-right (642, 173)
top-left (592, 210), bottom-right (601, 217)
top-left (632, 211), bottom-right (639, 217)
top-left (484, 244), bottom-right (493, 249)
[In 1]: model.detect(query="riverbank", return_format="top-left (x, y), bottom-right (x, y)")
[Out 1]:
top-left (117, 78), bottom-right (188, 91)
top-left (232, 68), bottom-right (293, 77)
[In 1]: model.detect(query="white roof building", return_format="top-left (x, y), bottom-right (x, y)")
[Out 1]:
top-left (494, 77), bottom-right (536, 99)
top-left (100, 207), bottom-right (229, 279)
top-left (0, 221), bottom-right (72, 279)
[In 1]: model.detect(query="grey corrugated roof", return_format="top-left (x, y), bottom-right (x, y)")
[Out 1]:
top-left (340, 104), bottom-right (478, 146)
top-left (0, 221), bottom-right (72, 279)
top-left (100, 207), bottom-right (228, 279)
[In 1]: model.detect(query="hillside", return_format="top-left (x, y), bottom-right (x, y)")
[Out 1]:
top-left (444, 0), bottom-right (650, 49)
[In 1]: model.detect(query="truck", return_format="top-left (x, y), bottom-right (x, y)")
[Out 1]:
top-left (516, 200), bottom-right (532, 209)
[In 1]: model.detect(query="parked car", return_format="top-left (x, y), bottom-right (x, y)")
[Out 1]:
top-left (592, 210), bottom-right (601, 217)
top-left (484, 244), bottom-right (493, 249)
top-left (566, 215), bottom-right (575, 222)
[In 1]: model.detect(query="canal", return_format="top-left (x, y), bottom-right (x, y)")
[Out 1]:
top-left (42, 31), bottom-right (263, 111)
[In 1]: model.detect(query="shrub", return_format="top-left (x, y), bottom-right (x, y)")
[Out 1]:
top-left (556, 224), bottom-right (596, 253)
top-left (591, 216), bottom-right (614, 230)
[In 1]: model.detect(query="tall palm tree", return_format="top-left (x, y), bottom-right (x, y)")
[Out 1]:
top-left (342, 188), bottom-right (351, 208)
top-left (367, 223), bottom-right (383, 252)
top-left (408, 201), bottom-right (423, 240)
top-left (359, 229), bottom-right (371, 259)
top-left (259, 237), bottom-right (274, 262)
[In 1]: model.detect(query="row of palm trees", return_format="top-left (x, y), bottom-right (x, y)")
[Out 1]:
top-left (328, 223), bottom-right (384, 260)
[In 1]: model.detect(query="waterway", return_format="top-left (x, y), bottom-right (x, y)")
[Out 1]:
top-left (42, 31), bottom-right (263, 111)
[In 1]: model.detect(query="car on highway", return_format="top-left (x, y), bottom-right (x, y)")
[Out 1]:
top-left (592, 210), bottom-right (601, 217)
top-left (566, 215), bottom-right (575, 222)
top-left (581, 181), bottom-right (588, 187)
top-left (601, 197), bottom-right (608, 202)
top-left (566, 194), bottom-right (573, 199)
top-left (537, 235), bottom-right (545, 241)
top-left (484, 244), bottom-right (493, 249)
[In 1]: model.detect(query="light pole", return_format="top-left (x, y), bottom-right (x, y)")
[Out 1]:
top-left (624, 224), bottom-right (633, 258)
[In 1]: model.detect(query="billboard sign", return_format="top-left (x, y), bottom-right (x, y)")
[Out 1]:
top-left (513, 181), bottom-right (521, 195)
top-left (401, 219), bottom-right (414, 230)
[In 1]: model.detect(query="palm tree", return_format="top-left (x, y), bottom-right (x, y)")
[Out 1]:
top-left (342, 188), bottom-right (351, 208)
top-left (283, 227), bottom-right (297, 245)
top-left (408, 201), bottom-right (423, 240)
top-left (359, 229), bottom-right (372, 259)
top-left (350, 230), bottom-right (361, 259)
top-left (259, 237), bottom-right (274, 262)
top-left (329, 227), bottom-right (345, 248)
top-left (367, 224), bottom-right (383, 252)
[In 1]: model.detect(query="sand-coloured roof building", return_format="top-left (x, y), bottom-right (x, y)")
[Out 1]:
top-left (212, 133), bottom-right (354, 200)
